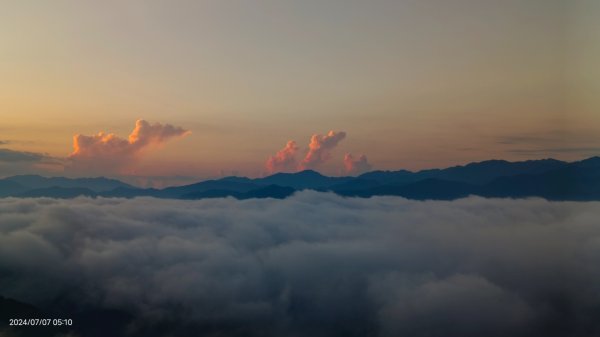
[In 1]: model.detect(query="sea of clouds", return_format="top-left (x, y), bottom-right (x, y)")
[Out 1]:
top-left (1, 192), bottom-right (599, 337)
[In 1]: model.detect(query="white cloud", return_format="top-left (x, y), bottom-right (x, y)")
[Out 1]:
top-left (0, 193), bottom-right (598, 337)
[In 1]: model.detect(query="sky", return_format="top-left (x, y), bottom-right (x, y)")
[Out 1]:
top-left (0, 0), bottom-right (598, 184)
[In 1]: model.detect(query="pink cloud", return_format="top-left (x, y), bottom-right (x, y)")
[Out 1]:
top-left (343, 153), bottom-right (372, 175)
top-left (299, 131), bottom-right (346, 170)
top-left (68, 119), bottom-right (190, 174)
top-left (265, 140), bottom-right (299, 174)
top-left (266, 131), bottom-right (349, 174)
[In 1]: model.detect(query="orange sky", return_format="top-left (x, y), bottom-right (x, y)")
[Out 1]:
top-left (0, 0), bottom-right (598, 184)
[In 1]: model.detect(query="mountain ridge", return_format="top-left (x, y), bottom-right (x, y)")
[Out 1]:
top-left (1, 157), bottom-right (598, 201)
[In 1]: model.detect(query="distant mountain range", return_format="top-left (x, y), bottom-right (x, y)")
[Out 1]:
top-left (1, 157), bottom-right (599, 201)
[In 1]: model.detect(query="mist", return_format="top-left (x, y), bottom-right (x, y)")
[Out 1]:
top-left (1, 193), bottom-right (599, 336)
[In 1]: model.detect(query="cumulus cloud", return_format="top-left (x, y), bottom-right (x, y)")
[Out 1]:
top-left (0, 194), bottom-right (599, 337)
top-left (265, 141), bottom-right (299, 174)
top-left (68, 120), bottom-right (189, 174)
top-left (300, 131), bottom-right (346, 170)
top-left (266, 131), bottom-right (347, 174)
top-left (343, 153), bottom-right (372, 175)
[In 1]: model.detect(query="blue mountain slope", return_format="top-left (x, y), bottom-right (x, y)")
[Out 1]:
top-left (17, 187), bottom-right (97, 198)
top-left (101, 187), bottom-right (162, 198)
top-left (181, 185), bottom-right (296, 200)
top-left (237, 185), bottom-right (296, 199)
top-left (159, 179), bottom-right (261, 198)
top-left (327, 178), bottom-right (382, 193)
top-left (0, 180), bottom-right (27, 197)
top-left (482, 158), bottom-right (600, 200)
top-left (347, 178), bottom-right (479, 200)
top-left (434, 158), bottom-right (568, 184)
top-left (359, 158), bottom-right (567, 185)
top-left (0, 156), bottom-right (597, 201)
top-left (256, 170), bottom-right (352, 189)
top-left (357, 169), bottom-right (418, 185)
top-left (570, 156), bottom-right (600, 168)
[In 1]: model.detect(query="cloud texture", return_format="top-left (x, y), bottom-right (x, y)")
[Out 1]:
top-left (0, 148), bottom-right (63, 177)
top-left (68, 120), bottom-right (189, 174)
top-left (0, 194), bottom-right (599, 337)
top-left (0, 148), bottom-right (46, 162)
top-left (300, 131), bottom-right (346, 170)
top-left (265, 141), bottom-right (299, 174)
top-left (343, 153), bottom-right (372, 175)
top-left (266, 131), bottom-right (347, 173)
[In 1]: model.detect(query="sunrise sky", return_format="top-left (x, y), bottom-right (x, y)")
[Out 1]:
top-left (1, 0), bottom-right (598, 185)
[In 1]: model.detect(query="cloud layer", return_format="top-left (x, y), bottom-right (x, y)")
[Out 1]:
top-left (0, 148), bottom-right (63, 177)
top-left (0, 148), bottom-right (46, 162)
top-left (68, 120), bottom-right (189, 174)
top-left (0, 194), bottom-right (599, 337)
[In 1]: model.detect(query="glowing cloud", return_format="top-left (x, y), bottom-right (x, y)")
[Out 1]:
top-left (69, 119), bottom-right (189, 174)
top-left (265, 140), bottom-right (299, 174)
top-left (266, 131), bottom-right (350, 174)
top-left (343, 153), bottom-right (372, 175)
top-left (300, 131), bottom-right (346, 170)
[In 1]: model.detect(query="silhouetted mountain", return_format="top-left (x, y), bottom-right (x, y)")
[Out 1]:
top-left (181, 185), bottom-right (296, 200)
top-left (434, 158), bottom-right (568, 184)
top-left (181, 189), bottom-right (241, 199)
top-left (159, 179), bottom-right (261, 198)
top-left (482, 162), bottom-right (600, 200)
top-left (359, 158), bottom-right (568, 185)
top-left (256, 170), bottom-right (352, 189)
top-left (1, 156), bottom-right (598, 201)
top-left (238, 185), bottom-right (296, 199)
top-left (17, 187), bottom-right (97, 198)
top-left (328, 178), bottom-right (382, 193)
top-left (570, 156), bottom-right (600, 168)
top-left (173, 170), bottom-right (350, 199)
top-left (346, 179), bottom-right (479, 200)
top-left (358, 169), bottom-right (420, 185)
top-left (218, 176), bottom-right (255, 183)
top-left (101, 186), bottom-right (162, 198)
top-left (0, 180), bottom-right (27, 197)
top-left (4, 175), bottom-right (132, 192)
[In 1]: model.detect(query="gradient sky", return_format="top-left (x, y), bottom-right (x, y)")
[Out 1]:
top-left (1, 0), bottom-right (598, 183)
